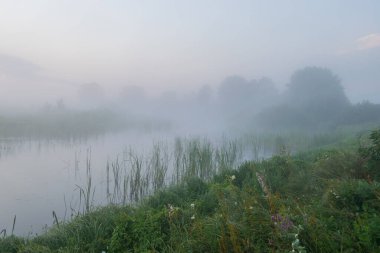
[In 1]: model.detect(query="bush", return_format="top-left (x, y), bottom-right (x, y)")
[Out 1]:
top-left (0, 236), bottom-right (23, 253)
top-left (327, 180), bottom-right (380, 213)
top-left (109, 208), bottom-right (169, 252)
top-left (360, 129), bottom-right (380, 180)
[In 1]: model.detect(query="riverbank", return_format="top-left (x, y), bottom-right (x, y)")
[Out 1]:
top-left (1, 128), bottom-right (379, 252)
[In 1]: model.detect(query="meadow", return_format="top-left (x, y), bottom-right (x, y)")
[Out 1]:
top-left (0, 126), bottom-right (379, 252)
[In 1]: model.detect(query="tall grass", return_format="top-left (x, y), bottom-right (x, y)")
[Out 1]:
top-left (101, 137), bottom-right (243, 207)
top-left (2, 128), bottom-right (380, 252)
top-left (75, 149), bottom-right (95, 214)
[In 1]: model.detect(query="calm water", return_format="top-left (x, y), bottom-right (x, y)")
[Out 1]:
top-left (0, 128), bottom-right (273, 236)
top-left (0, 130), bottom-right (179, 235)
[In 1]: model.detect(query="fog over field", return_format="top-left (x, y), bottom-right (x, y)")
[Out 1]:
top-left (0, 0), bottom-right (380, 111)
top-left (0, 0), bottom-right (380, 245)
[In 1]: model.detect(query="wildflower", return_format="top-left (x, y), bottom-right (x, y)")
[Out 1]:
top-left (191, 215), bottom-right (195, 220)
top-left (292, 238), bottom-right (300, 248)
top-left (231, 175), bottom-right (236, 181)
top-left (168, 204), bottom-right (178, 218)
top-left (249, 206), bottom-right (253, 210)
top-left (190, 203), bottom-right (195, 209)
top-left (271, 214), bottom-right (294, 231)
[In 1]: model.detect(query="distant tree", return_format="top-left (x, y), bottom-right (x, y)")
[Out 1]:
top-left (256, 67), bottom-right (353, 131)
top-left (342, 101), bottom-right (380, 124)
top-left (285, 67), bottom-right (350, 121)
top-left (256, 104), bottom-right (314, 131)
top-left (78, 82), bottom-right (105, 107)
top-left (217, 75), bottom-right (278, 117)
top-left (250, 77), bottom-right (279, 107)
top-left (120, 85), bottom-right (146, 104)
top-left (218, 75), bottom-right (248, 99)
top-left (196, 85), bottom-right (213, 106)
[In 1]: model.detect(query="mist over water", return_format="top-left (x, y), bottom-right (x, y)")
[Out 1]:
top-left (0, 131), bottom-right (172, 235)
top-left (1, 66), bottom-right (380, 235)
top-left (1, 1), bottom-right (380, 237)
top-left (0, 129), bottom-right (246, 235)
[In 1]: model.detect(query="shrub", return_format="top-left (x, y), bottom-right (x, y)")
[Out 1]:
top-left (360, 129), bottom-right (380, 180)
top-left (109, 208), bottom-right (169, 252)
top-left (0, 236), bottom-right (23, 253)
top-left (327, 180), bottom-right (380, 213)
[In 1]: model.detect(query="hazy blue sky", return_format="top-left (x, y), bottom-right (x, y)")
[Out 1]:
top-left (0, 0), bottom-right (379, 104)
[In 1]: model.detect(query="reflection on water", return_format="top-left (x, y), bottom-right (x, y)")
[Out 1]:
top-left (0, 131), bottom-right (172, 235)
top-left (0, 130), bottom-right (276, 236)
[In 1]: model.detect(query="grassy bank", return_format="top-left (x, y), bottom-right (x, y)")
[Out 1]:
top-left (1, 129), bottom-right (380, 252)
top-left (0, 108), bottom-right (170, 140)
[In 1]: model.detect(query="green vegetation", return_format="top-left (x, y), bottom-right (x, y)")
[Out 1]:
top-left (0, 106), bottom-right (170, 140)
top-left (1, 128), bottom-right (380, 252)
top-left (256, 67), bottom-right (380, 132)
top-left (104, 137), bottom-right (242, 206)
top-left (0, 109), bottom-right (123, 139)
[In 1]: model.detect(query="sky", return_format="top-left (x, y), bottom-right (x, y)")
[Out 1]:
top-left (0, 0), bottom-right (380, 106)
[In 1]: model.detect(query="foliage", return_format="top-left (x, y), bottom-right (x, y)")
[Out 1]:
top-left (2, 128), bottom-right (380, 252)
top-left (256, 67), bottom-right (380, 132)
top-left (360, 129), bottom-right (380, 180)
top-left (0, 236), bottom-right (24, 253)
top-left (0, 109), bottom-right (125, 139)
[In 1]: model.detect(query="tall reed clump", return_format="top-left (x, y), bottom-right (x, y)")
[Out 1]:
top-left (106, 156), bottom-right (130, 205)
top-left (104, 137), bottom-right (243, 207)
top-left (150, 142), bottom-right (169, 192)
top-left (173, 137), bottom-right (185, 185)
top-left (173, 138), bottom-right (215, 182)
top-left (106, 149), bottom-right (149, 205)
top-left (243, 134), bottom-right (266, 161)
top-left (215, 137), bottom-right (242, 173)
top-left (129, 149), bottom-right (152, 202)
top-left (76, 148), bottom-right (95, 214)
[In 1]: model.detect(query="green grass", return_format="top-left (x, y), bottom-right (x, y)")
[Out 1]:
top-left (1, 128), bottom-right (380, 252)
top-left (0, 107), bottom-right (169, 141)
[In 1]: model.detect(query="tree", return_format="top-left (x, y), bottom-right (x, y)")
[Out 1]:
top-left (285, 67), bottom-right (350, 121)
top-left (119, 85), bottom-right (146, 105)
top-left (78, 82), bottom-right (105, 108)
top-left (217, 75), bottom-right (278, 117)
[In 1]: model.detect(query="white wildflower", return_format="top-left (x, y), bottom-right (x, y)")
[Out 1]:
top-left (190, 203), bottom-right (195, 209)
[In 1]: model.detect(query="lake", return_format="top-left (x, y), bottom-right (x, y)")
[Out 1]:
top-left (0, 126), bottom-right (276, 236)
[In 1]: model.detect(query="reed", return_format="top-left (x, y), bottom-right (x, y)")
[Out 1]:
top-left (52, 211), bottom-right (59, 228)
top-left (75, 148), bottom-right (95, 214)
top-left (102, 136), bottom-right (244, 208)
top-left (150, 142), bottom-right (169, 192)
top-left (11, 215), bottom-right (16, 236)
top-left (0, 229), bottom-right (6, 238)
top-left (129, 151), bottom-right (143, 202)
top-left (215, 138), bottom-right (242, 173)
